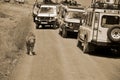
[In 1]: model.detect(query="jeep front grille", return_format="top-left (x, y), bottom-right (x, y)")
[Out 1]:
top-left (38, 17), bottom-right (53, 21)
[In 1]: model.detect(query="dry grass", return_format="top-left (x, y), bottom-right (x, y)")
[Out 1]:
top-left (0, 14), bottom-right (30, 60)
top-left (0, 3), bottom-right (32, 80)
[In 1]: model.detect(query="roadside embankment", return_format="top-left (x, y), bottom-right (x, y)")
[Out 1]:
top-left (0, 2), bottom-right (33, 80)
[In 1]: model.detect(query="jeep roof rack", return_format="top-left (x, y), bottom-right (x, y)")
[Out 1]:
top-left (87, 7), bottom-right (120, 14)
top-left (36, 0), bottom-right (59, 5)
top-left (60, 0), bottom-right (81, 6)
top-left (68, 5), bottom-right (84, 10)
top-left (60, 0), bottom-right (85, 10)
top-left (91, 0), bottom-right (120, 10)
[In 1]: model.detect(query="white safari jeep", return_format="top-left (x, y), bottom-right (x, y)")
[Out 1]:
top-left (77, 4), bottom-right (120, 53)
top-left (34, 3), bottom-right (59, 29)
top-left (59, 5), bottom-right (85, 38)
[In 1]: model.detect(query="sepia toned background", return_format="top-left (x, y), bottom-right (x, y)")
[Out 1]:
top-left (0, 0), bottom-right (120, 80)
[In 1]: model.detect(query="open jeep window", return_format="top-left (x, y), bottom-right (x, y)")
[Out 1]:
top-left (39, 7), bottom-right (54, 14)
top-left (66, 11), bottom-right (83, 19)
top-left (101, 15), bottom-right (120, 27)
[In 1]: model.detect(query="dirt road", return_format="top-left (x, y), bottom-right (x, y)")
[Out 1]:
top-left (10, 21), bottom-right (120, 80)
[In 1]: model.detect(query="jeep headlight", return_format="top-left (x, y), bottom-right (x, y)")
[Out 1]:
top-left (50, 17), bottom-right (57, 20)
top-left (65, 23), bottom-right (72, 27)
top-left (35, 17), bottom-right (40, 20)
top-left (65, 23), bottom-right (69, 26)
top-left (54, 16), bottom-right (57, 19)
top-left (69, 23), bottom-right (73, 26)
top-left (35, 17), bottom-right (38, 20)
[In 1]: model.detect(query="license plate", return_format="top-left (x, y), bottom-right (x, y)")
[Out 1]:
top-left (74, 30), bottom-right (78, 32)
top-left (41, 22), bottom-right (47, 24)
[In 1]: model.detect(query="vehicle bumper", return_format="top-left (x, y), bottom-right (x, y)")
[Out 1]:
top-left (65, 27), bottom-right (78, 32)
top-left (35, 20), bottom-right (56, 25)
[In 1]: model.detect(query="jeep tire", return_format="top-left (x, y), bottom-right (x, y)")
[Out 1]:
top-left (77, 40), bottom-right (83, 49)
top-left (59, 29), bottom-right (62, 35)
top-left (53, 24), bottom-right (57, 29)
top-left (42, 25), bottom-right (45, 28)
top-left (62, 28), bottom-right (67, 38)
top-left (82, 37), bottom-right (91, 53)
top-left (33, 17), bottom-right (35, 22)
top-left (36, 24), bottom-right (39, 29)
top-left (107, 26), bottom-right (120, 42)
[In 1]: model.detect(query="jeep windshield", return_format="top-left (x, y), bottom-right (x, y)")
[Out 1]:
top-left (39, 7), bottom-right (54, 14)
top-left (101, 15), bottom-right (120, 27)
top-left (66, 11), bottom-right (83, 19)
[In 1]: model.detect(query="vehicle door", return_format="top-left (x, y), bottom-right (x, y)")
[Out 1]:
top-left (79, 12), bottom-right (93, 41)
top-left (97, 13), bottom-right (120, 42)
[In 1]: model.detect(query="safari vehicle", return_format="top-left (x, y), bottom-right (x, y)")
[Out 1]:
top-left (77, 0), bottom-right (120, 53)
top-left (59, 4), bottom-right (85, 38)
top-left (33, 2), bottom-right (60, 29)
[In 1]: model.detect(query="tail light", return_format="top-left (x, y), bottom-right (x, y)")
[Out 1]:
top-left (93, 30), bottom-right (98, 40)
top-left (93, 23), bottom-right (99, 40)
top-left (92, 13), bottom-right (99, 41)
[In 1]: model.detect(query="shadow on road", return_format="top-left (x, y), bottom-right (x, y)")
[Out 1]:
top-left (77, 42), bottom-right (120, 59)
top-left (59, 32), bottom-right (77, 39)
top-left (67, 32), bottom-right (77, 39)
top-left (88, 47), bottom-right (120, 59)
top-left (37, 27), bottom-right (58, 30)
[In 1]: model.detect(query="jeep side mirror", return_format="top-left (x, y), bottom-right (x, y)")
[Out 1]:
top-left (37, 4), bottom-right (41, 8)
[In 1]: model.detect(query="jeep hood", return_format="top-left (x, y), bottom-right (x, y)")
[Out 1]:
top-left (37, 13), bottom-right (57, 17)
top-left (65, 18), bottom-right (80, 23)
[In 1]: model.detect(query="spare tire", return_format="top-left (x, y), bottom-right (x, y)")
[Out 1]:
top-left (107, 26), bottom-right (120, 42)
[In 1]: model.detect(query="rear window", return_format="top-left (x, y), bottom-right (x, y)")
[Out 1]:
top-left (101, 15), bottom-right (120, 27)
